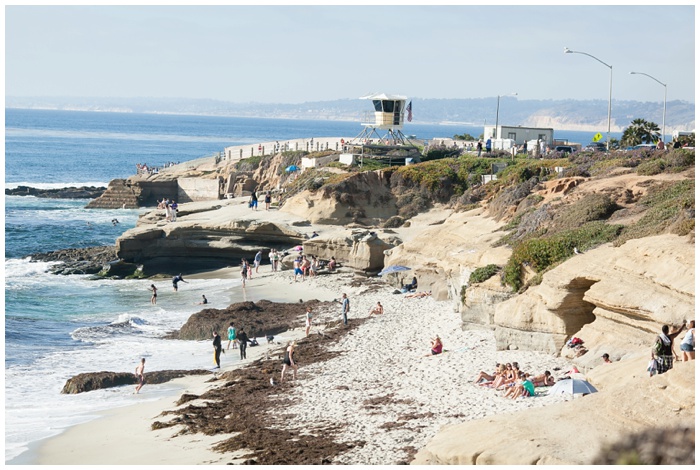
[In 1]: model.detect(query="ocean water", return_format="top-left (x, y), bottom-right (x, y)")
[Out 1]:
top-left (3, 108), bottom-right (615, 462)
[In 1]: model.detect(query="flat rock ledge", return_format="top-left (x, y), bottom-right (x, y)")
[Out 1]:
top-left (61, 369), bottom-right (210, 394)
top-left (30, 246), bottom-right (119, 275)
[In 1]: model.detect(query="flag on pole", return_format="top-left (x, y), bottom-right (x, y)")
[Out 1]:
top-left (406, 101), bottom-right (413, 122)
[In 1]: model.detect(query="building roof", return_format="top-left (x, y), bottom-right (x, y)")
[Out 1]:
top-left (359, 93), bottom-right (408, 101)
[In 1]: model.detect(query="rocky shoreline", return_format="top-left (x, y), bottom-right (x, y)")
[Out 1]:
top-left (6, 185), bottom-right (106, 199)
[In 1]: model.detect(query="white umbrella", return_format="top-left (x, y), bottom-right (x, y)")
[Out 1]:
top-left (548, 378), bottom-right (598, 396)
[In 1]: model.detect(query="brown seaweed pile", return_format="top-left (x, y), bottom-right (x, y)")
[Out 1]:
top-left (153, 317), bottom-right (369, 464)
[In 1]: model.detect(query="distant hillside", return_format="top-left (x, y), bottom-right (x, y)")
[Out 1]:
top-left (5, 96), bottom-right (695, 133)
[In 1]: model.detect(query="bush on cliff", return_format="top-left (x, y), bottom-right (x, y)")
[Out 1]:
top-left (504, 221), bottom-right (623, 291)
top-left (615, 179), bottom-right (695, 245)
top-left (469, 264), bottom-right (500, 284)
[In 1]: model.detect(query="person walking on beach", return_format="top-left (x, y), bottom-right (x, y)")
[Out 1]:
top-left (305, 307), bottom-right (313, 337)
top-left (149, 284), bottom-right (157, 304)
top-left (250, 189), bottom-right (258, 210)
top-left (226, 322), bottom-right (237, 350)
top-left (264, 191), bottom-right (272, 210)
top-left (240, 259), bottom-right (248, 288)
top-left (281, 341), bottom-right (298, 382)
top-left (212, 331), bottom-right (223, 369)
top-left (172, 273), bottom-right (187, 292)
top-left (340, 293), bottom-right (350, 326)
top-left (254, 250), bottom-right (262, 274)
top-left (237, 328), bottom-right (249, 360)
top-left (134, 358), bottom-right (146, 394)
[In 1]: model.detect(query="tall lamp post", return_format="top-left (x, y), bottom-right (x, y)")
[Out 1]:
top-left (630, 71), bottom-right (667, 145)
top-left (494, 92), bottom-right (518, 140)
top-left (565, 47), bottom-right (613, 152)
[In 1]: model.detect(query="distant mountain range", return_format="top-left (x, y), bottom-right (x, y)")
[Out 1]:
top-left (5, 96), bottom-right (695, 133)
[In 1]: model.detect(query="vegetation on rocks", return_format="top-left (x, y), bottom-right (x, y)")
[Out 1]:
top-left (469, 264), bottom-right (500, 284)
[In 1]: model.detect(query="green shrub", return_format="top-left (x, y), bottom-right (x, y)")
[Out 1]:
top-left (235, 155), bottom-right (262, 172)
top-left (616, 179), bottom-right (695, 244)
top-left (469, 264), bottom-right (500, 284)
top-left (550, 193), bottom-right (617, 232)
top-left (504, 221), bottom-right (623, 291)
top-left (636, 159), bottom-right (666, 176)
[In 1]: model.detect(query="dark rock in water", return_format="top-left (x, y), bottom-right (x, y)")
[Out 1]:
top-left (172, 299), bottom-right (333, 341)
top-left (61, 369), bottom-right (211, 394)
top-left (29, 246), bottom-right (119, 275)
top-left (100, 259), bottom-right (142, 278)
top-left (5, 185), bottom-right (106, 199)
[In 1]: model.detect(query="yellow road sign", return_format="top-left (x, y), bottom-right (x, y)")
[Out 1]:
top-left (592, 133), bottom-right (603, 142)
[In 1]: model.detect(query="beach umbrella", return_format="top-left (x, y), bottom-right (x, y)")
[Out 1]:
top-left (378, 265), bottom-right (411, 276)
top-left (548, 378), bottom-right (598, 396)
top-left (285, 165), bottom-right (299, 172)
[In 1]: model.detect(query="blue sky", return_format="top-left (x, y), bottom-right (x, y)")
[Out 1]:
top-left (5, 5), bottom-right (696, 103)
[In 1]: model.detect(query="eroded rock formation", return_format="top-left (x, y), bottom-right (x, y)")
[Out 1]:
top-left (61, 369), bottom-right (210, 394)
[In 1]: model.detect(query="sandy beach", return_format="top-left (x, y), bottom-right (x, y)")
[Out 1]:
top-left (33, 266), bottom-right (576, 465)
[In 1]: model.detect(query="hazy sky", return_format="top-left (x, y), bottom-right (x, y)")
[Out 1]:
top-left (5, 4), bottom-right (696, 104)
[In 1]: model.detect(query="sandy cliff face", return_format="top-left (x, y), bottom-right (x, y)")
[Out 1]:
top-left (493, 234), bottom-right (695, 358)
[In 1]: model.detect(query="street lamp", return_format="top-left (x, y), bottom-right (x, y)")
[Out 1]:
top-left (495, 92), bottom-right (517, 140)
top-left (564, 47), bottom-right (613, 152)
top-left (630, 71), bottom-right (667, 145)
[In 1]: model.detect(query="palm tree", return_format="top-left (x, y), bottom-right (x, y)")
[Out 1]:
top-left (621, 119), bottom-right (661, 146)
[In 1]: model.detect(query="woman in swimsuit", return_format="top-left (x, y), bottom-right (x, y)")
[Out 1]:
top-left (150, 284), bottom-right (157, 305)
top-left (281, 341), bottom-right (298, 382)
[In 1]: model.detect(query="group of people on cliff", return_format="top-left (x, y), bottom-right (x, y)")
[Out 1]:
top-left (157, 198), bottom-right (179, 222)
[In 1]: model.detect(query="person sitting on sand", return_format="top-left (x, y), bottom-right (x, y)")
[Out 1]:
top-left (404, 276), bottom-right (418, 292)
top-left (426, 336), bottom-right (443, 356)
top-left (480, 364), bottom-right (507, 387)
top-left (504, 371), bottom-right (535, 399)
top-left (368, 302), bottom-right (384, 316)
top-left (491, 363), bottom-right (515, 389)
top-left (405, 291), bottom-right (431, 299)
top-left (474, 363), bottom-right (501, 384)
top-left (530, 370), bottom-right (555, 387)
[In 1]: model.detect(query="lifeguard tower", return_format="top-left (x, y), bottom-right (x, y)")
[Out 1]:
top-left (353, 93), bottom-right (413, 146)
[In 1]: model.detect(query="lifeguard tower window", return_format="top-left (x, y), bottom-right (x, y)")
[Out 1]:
top-left (374, 100), bottom-right (396, 113)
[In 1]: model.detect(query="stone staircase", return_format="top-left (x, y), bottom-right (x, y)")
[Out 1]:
top-left (86, 179), bottom-right (140, 209)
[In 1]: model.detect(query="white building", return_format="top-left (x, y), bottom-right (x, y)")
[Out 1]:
top-left (484, 125), bottom-right (554, 146)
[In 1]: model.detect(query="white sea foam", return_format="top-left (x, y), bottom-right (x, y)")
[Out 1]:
top-left (5, 126), bottom-right (232, 144)
top-left (4, 273), bottom-right (241, 462)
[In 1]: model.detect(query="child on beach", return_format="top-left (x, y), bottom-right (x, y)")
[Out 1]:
top-left (226, 322), bottom-right (237, 350)
top-left (305, 307), bottom-right (313, 337)
top-left (281, 341), bottom-right (298, 382)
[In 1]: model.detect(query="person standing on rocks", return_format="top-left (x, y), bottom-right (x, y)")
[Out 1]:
top-left (212, 331), bottom-right (223, 369)
top-left (340, 293), bottom-right (350, 326)
top-left (134, 358), bottom-right (146, 394)
top-left (149, 284), bottom-right (158, 305)
top-left (237, 328), bottom-right (249, 360)
top-left (172, 273), bottom-right (187, 292)
top-left (652, 322), bottom-right (685, 374)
